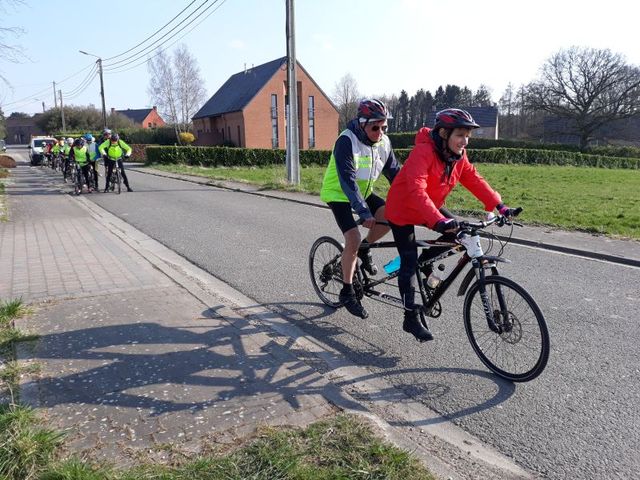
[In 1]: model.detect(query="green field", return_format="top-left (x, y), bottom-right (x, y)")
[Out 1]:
top-left (150, 163), bottom-right (640, 240)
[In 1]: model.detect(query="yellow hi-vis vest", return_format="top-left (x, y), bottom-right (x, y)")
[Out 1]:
top-left (320, 129), bottom-right (392, 203)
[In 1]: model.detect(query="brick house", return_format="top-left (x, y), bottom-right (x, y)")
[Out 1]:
top-left (192, 57), bottom-right (338, 149)
top-left (112, 106), bottom-right (165, 128)
top-left (427, 107), bottom-right (499, 139)
top-left (5, 114), bottom-right (45, 144)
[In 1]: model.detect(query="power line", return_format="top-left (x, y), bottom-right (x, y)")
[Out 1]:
top-left (103, 0), bottom-right (198, 62)
top-left (104, 0), bottom-right (226, 74)
top-left (64, 67), bottom-right (99, 100)
top-left (1, 62), bottom-right (95, 108)
top-left (103, 0), bottom-right (213, 70)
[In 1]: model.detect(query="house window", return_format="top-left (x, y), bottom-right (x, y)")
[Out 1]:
top-left (308, 95), bottom-right (315, 149)
top-left (227, 126), bottom-right (231, 144)
top-left (237, 125), bottom-right (241, 147)
top-left (148, 122), bottom-right (152, 128)
top-left (271, 94), bottom-right (279, 148)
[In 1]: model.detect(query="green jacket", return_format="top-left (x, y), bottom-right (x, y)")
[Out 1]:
top-left (99, 139), bottom-right (132, 160)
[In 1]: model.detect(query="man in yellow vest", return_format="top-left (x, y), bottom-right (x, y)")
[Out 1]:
top-left (69, 137), bottom-right (94, 193)
top-left (98, 133), bottom-right (133, 192)
top-left (319, 99), bottom-right (400, 319)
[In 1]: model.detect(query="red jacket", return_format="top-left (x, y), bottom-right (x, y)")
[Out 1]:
top-left (385, 128), bottom-right (501, 229)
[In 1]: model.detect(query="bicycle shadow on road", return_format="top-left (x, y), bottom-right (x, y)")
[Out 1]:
top-left (229, 300), bottom-right (517, 423)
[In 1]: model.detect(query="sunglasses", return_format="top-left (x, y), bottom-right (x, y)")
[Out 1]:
top-left (370, 124), bottom-right (388, 132)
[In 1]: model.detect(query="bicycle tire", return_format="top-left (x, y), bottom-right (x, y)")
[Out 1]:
top-left (309, 236), bottom-right (344, 308)
top-left (116, 167), bottom-right (121, 194)
top-left (463, 275), bottom-right (550, 382)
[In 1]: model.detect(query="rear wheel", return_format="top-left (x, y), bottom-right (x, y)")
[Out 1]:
top-left (115, 168), bottom-right (121, 194)
top-left (309, 236), bottom-right (344, 308)
top-left (463, 275), bottom-right (550, 382)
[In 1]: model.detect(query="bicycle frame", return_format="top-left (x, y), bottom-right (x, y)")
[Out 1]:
top-left (356, 226), bottom-right (512, 330)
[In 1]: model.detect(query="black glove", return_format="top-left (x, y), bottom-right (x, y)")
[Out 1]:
top-left (497, 203), bottom-right (522, 218)
top-left (434, 218), bottom-right (459, 233)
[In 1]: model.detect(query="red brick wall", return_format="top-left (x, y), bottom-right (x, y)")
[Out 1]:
top-left (243, 63), bottom-right (338, 150)
top-left (142, 108), bottom-right (166, 128)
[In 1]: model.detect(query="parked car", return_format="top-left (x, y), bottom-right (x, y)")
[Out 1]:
top-left (28, 136), bottom-right (56, 165)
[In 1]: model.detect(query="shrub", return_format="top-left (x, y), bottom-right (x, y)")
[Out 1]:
top-left (179, 132), bottom-right (196, 145)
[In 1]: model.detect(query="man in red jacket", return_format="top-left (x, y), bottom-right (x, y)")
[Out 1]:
top-left (385, 108), bottom-right (517, 342)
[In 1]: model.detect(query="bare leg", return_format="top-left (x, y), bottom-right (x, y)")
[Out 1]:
top-left (341, 226), bottom-right (362, 285)
top-left (364, 205), bottom-right (391, 244)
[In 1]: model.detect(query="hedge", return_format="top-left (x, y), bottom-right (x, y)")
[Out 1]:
top-left (145, 146), bottom-right (329, 167)
top-left (52, 127), bottom-right (178, 145)
top-left (388, 131), bottom-right (640, 159)
top-left (145, 145), bottom-right (640, 169)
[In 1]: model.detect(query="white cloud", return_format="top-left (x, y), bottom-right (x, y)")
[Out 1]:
top-left (229, 39), bottom-right (245, 50)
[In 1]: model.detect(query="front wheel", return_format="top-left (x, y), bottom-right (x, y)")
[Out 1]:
top-left (463, 275), bottom-right (550, 382)
top-left (309, 236), bottom-right (344, 308)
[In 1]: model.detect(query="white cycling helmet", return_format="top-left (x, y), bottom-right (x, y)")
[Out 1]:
top-left (66, 137), bottom-right (74, 145)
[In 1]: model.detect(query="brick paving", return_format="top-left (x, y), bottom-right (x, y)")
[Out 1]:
top-left (2, 164), bottom-right (336, 462)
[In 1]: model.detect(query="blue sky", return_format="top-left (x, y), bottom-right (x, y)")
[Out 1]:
top-left (1, 0), bottom-right (639, 116)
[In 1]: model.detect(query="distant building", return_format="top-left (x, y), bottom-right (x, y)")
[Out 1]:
top-left (426, 107), bottom-right (499, 139)
top-left (192, 56), bottom-right (339, 149)
top-left (112, 106), bottom-right (165, 128)
top-left (5, 114), bottom-right (45, 144)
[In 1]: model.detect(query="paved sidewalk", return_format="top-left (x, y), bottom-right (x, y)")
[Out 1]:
top-left (0, 161), bottom-right (538, 478)
top-left (1, 165), bottom-right (336, 463)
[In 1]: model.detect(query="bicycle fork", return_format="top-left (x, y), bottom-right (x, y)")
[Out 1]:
top-left (472, 259), bottom-right (509, 334)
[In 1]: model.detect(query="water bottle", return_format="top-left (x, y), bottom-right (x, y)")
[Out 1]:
top-left (383, 256), bottom-right (401, 274)
top-left (426, 272), bottom-right (442, 289)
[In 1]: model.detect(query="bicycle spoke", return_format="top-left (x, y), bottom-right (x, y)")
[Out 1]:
top-left (464, 275), bottom-right (549, 382)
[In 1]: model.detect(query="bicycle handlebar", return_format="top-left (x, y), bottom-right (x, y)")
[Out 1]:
top-left (459, 207), bottom-right (523, 231)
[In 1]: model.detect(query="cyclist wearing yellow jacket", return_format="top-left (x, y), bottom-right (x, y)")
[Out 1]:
top-left (99, 133), bottom-right (133, 192)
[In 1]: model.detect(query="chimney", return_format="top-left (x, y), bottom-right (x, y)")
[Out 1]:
top-left (110, 107), bottom-right (115, 115)
top-left (152, 106), bottom-right (157, 111)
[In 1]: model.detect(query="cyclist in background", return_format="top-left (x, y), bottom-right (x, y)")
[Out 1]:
top-left (320, 99), bottom-right (400, 319)
top-left (84, 133), bottom-right (100, 191)
top-left (385, 108), bottom-right (518, 342)
top-left (62, 137), bottom-right (74, 182)
top-left (99, 133), bottom-right (133, 192)
top-left (69, 137), bottom-right (93, 193)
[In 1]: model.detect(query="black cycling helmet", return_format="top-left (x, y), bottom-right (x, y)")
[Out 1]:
top-left (357, 98), bottom-right (393, 122)
top-left (110, 133), bottom-right (119, 142)
top-left (434, 108), bottom-right (480, 130)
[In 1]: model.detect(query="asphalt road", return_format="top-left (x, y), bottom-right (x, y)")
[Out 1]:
top-left (9, 152), bottom-right (640, 479)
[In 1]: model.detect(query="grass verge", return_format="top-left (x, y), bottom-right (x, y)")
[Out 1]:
top-left (148, 162), bottom-right (640, 239)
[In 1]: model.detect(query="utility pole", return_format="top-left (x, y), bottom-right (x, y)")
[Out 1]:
top-left (97, 58), bottom-right (107, 129)
top-left (59, 90), bottom-right (66, 133)
top-left (79, 50), bottom-right (107, 128)
top-left (285, 0), bottom-right (300, 185)
top-left (53, 81), bottom-right (57, 109)
top-left (41, 101), bottom-right (45, 113)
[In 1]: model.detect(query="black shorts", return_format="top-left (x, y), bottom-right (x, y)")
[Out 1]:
top-left (327, 193), bottom-right (385, 233)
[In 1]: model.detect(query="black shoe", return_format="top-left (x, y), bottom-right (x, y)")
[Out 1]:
top-left (339, 291), bottom-right (368, 319)
top-left (103, 188), bottom-right (109, 193)
top-left (358, 248), bottom-right (378, 276)
top-left (126, 187), bottom-right (133, 192)
top-left (403, 309), bottom-right (434, 342)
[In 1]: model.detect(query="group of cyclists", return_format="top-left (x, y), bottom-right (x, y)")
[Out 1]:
top-left (41, 128), bottom-right (134, 194)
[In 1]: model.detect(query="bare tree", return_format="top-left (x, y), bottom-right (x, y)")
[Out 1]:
top-left (524, 46), bottom-right (640, 148)
top-left (332, 73), bottom-right (360, 130)
top-left (147, 44), bottom-right (207, 140)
